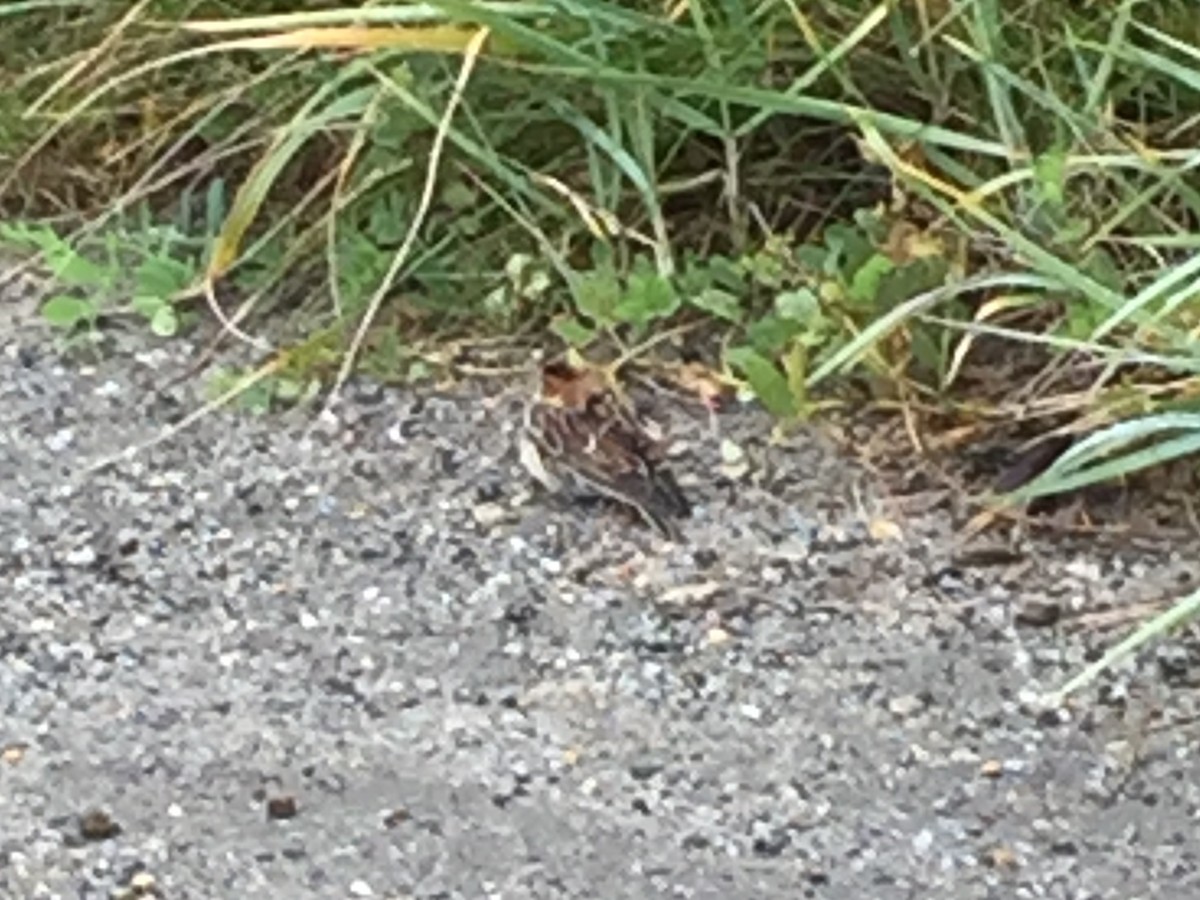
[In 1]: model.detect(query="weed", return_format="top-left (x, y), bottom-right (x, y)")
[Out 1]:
top-left (0, 216), bottom-right (205, 340)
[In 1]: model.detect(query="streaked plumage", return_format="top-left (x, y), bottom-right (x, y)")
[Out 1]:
top-left (519, 361), bottom-right (690, 539)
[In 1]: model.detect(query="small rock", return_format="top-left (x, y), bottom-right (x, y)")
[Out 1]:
top-left (740, 703), bottom-right (763, 722)
top-left (704, 626), bottom-right (731, 647)
top-left (867, 516), bottom-right (903, 543)
top-left (720, 438), bottom-right (745, 465)
top-left (1156, 644), bottom-right (1189, 680)
top-left (349, 878), bottom-right (374, 897)
top-left (719, 439), bottom-right (750, 480)
top-left (116, 529), bottom-right (141, 555)
top-left (751, 826), bottom-right (790, 858)
top-left (980, 844), bottom-right (1019, 869)
top-left (979, 759), bottom-right (1004, 779)
top-left (382, 807), bottom-right (410, 829)
top-left (888, 694), bottom-right (926, 718)
top-left (628, 759), bottom-right (664, 781)
top-left (44, 427), bottom-right (74, 453)
top-left (660, 580), bottom-right (722, 606)
top-left (78, 809), bottom-right (121, 842)
top-left (64, 545), bottom-right (98, 567)
top-left (1015, 600), bottom-right (1062, 627)
top-left (266, 795), bottom-right (298, 821)
top-left (129, 871), bottom-right (158, 894)
top-left (472, 502), bottom-right (510, 527)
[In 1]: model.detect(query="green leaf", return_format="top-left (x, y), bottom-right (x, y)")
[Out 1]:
top-left (794, 243), bottom-right (828, 272)
top-left (823, 222), bottom-right (876, 276)
top-left (726, 346), bottom-right (797, 417)
top-left (614, 267), bottom-right (680, 326)
top-left (132, 294), bottom-right (165, 318)
top-left (550, 315), bottom-right (596, 347)
top-left (41, 295), bottom-right (96, 330)
top-left (236, 383), bottom-right (274, 415)
top-left (367, 192), bottom-right (407, 245)
top-left (52, 249), bottom-right (112, 289)
top-left (574, 267), bottom-right (621, 325)
top-left (135, 255), bottom-right (192, 299)
top-left (149, 305), bottom-right (179, 337)
top-left (704, 255), bottom-right (745, 291)
top-left (746, 313), bottom-right (803, 355)
top-left (688, 288), bottom-right (742, 322)
top-left (204, 178), bottom-right (228, 236)
top-left (1034, 148), bottom-right (1068, 205)
top-left (741, 246), bottom-right (788, 288)
top-left (874, 257), bottom-right (948, 308)
top-left (775, 287), bottom-right (821, 321)
top-left (273, 377), bottom-right (304, 400)
top-left (848, 252), bottom-right (895, 305)
top-left (908, 325), bottom-right (946, 381)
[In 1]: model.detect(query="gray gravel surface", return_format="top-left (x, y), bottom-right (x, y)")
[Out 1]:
top-left (3, 312), bottom-right (1200, 900)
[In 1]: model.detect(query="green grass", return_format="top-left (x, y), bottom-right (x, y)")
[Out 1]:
top-left (2, 0), bottom-right (1199, 698)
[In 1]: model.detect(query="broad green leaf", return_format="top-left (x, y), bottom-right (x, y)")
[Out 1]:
top-left (824, 222), bottom-right (876, 276)
top-left (775, 287), bottom-right (820, 321)
top-left (236, 383), bottom-right (274, 415)
top-left (614, 268), bottom-right (680, 325)
top-left (132, 294), bottom-right (165, 318)
top-left (741, 246), bottom-right (788, 288)
top-left (52, 250), bottom-right (111, 288)
top-left (550, 315), bottom-right (596, 347)
top-left (688, 288), bottom-right (742, 322)
top-left (367, 193), bottom-right (408, 245)
top-left (848, 253), bottom-right (895, 305)
top-left (726, 346), bottom-right (796, 417)
top-left (273, 377), bottom-right (304, 400)
top-left (41, 295), bottom-right (96, 329)
top-left (875, 257), bottom-right (948, 309)
top-left (574, 267), bottom-right (621, 324)
top-left (149, 305), bottom-right (179, 337)
top-left (747, 313), bottom-right (803, 355)
top-left (701, 254), bottom-right (745, 290)
top-left (795, 243), bottom-right (828, 272)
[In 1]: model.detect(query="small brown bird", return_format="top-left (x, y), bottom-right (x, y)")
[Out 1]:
top-left (519, 360), bottom-right (691, 539)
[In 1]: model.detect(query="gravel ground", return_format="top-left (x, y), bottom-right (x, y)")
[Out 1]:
top-left (3, 305), bottom-right (1200, 900)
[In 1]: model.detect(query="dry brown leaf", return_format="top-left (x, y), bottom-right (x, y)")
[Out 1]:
top-left (670, 361), bottom-right (733, 410)
top-left (881, 219), bottom-right (945, 265)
